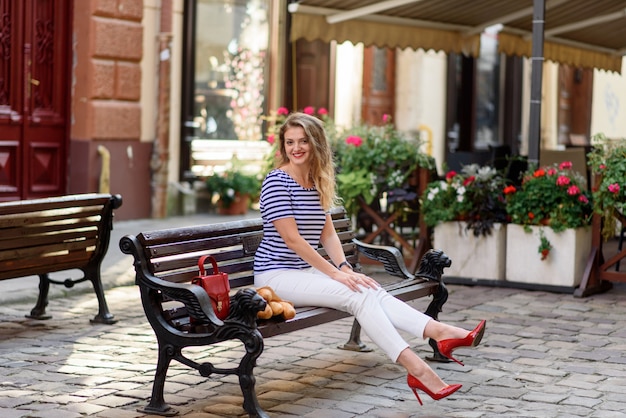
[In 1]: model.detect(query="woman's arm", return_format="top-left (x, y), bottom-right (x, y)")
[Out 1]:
top-left (273, 214), bottom-right (378, 291)
top-left (319, 213), bottom-right (352, 270)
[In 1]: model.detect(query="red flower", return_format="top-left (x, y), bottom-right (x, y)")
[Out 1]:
top-left (559, 161), bottom-right (573, 170)
top-left (578, 195), bottom-right (589, 204)
top-left (445, 171), bottom-right (457, 180)
top-left (503, 185), bottom-right (516, 195)
top-left (541, 248), bottom-right (550, 260)
top-left (528, 212), bottom-right (535, 220)
top-left (533, 168), bottom-right (546, 178)
top-left (276, 107), bottom-right (289, 116)
top-left (345, 135), bottom-right (363, 147)
top-left (317, 107), bottom-right (328, 115)
top-left (267, 134), bottom-right (275, 145)
top-left (556, 175), bottom-right (571, 186)
top-left (608, 183), bottom-right (620, 194)
top-left (599, 164), bottom-right (606, 170)
top-left (303, 106), bottom-right (315, 115)
top-left (463, 176), bottom-right (475, 186)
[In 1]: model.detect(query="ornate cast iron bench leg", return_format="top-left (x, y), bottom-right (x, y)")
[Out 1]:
top-left (425, 282), bottom-right (451, 363)
top-left (138, 342), bottom-right (178, 417)
top-left (338, 320), bottom-right (373, 352)
top-left (26, 274), bottom-right (52, 320)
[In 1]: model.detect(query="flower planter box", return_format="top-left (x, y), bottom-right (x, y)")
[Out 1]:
top-left (433, 221), bottom-right (506, 280)
top-left (505, 224), bottom-right (592, 287)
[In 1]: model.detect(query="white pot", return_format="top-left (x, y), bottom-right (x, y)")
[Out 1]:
top-left (433, 221), bottom-right (506, 280)
top-left (505, 224), bottom-right (592, 287)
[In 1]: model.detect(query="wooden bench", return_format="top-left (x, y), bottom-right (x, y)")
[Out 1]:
top-left (0, 193), bottom-right (122, 324)
top-left (119, 207), bottom-right (451, 417)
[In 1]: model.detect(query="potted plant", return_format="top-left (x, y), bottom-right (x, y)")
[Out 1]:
top-left (421, 164), bottom-right (508, 280)
top-left (503, 161), bottom-right (593, 287)
top-left (332, 116), bottom-right (433, 233)
top-left (205, 164), bottom-right (260, 215)
top-left (587, 133), bottom-right (626, 242)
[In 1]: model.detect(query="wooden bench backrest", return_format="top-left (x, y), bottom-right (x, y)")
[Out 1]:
top-left (136, 207), bottom-right (357, 289)
top-left (0, 193), bottom-right (118, 280)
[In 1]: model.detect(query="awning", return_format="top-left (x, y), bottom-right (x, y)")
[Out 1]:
top-left (289, 0), bottom-right (626, 73)
top-left (290, 13), bottom-right (481, 57)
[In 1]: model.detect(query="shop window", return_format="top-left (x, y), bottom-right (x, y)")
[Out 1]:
top-left (192, 0), bottom-right (269, 140)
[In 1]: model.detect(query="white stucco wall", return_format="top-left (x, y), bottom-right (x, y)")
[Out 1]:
top-left (541, 62), bottom-right (560, 150)
top-left (334, 42), bottom-right (364, 129)
top-left (591, 57), bottom-right (626, 141)
top-left (395, 49), bottom-right (447, 174)
top-left (141, 0), bottom-right (160, 143)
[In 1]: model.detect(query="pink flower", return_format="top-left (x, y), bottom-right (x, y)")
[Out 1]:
top-left (567, 185), bottom-right (580, 196)
top-left (599, 164), bottom-right (606, 170)
top-left (303, 106), bottom-right (315, 115)
top-left (382, 114), bottom-right (391, 123)
top-left (559, 161), bottom-right (573, 170)
top-left (267, 134), bottom-right (275, 145)
top-left (345, 135), bottom-right (363, 147)
top-left (608, 183), bottom-right (620, 194)
top-left (578, 195), bottom-right (589, 204)
top-left (276, 107), bottom-right (289, 116)
top-left (547, 168), bottom-right (557, 176)
top-left (556, 175), bottom-right (571, 186)
top-left (445, 171), bottom-right (457, 180)
top-left (318, 107), bottom-right (328, 115)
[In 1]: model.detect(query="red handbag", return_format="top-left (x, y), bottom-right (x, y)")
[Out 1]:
top-left (191, 255), bottom-right (230, 320)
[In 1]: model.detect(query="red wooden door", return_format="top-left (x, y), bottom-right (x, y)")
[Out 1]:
top-left (0, 0), bottom-right (70, 201)
top-left (362, 46), bottom-right (395, 125)
top-left (557, 65), bottom-right (593, 145)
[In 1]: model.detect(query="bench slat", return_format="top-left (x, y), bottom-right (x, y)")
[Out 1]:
top-left (0, 194), bottom-right (111, 216)
top-left (0, 237), bottom-right (97, 263)
top-left (0, 225), bottom-right (99, 250)
top-left (0, 248), bottom-right (96, 279)
top-left (0, 219), bottom-right (99, 243)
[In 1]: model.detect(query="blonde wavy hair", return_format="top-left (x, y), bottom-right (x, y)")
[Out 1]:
top-left (277, 112), bottom-right (339, 211)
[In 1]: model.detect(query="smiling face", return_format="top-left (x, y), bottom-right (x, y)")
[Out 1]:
top-left (283, 126), bottom-right (312, 168)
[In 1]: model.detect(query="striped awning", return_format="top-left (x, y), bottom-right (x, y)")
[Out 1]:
top-left (289, 0), bottom-right (626, 73)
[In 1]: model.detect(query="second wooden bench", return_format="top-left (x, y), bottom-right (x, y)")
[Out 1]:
top-left (0, 193), bottom-right (122, 324)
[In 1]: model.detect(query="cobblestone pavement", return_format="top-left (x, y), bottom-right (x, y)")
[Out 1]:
top-left (1, 214), bottom-right (626, 417)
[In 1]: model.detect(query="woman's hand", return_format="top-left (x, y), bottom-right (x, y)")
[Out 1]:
top-left (332, 269), bottom-right (379, 292)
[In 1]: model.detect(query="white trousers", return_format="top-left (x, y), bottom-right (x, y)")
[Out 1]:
top-left (255, 267), bottom-right (432, 362)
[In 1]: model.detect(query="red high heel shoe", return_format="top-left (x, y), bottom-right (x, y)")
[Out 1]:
top-left (437, 320), bottom-right (486, 366)
top-left (407, 374), bottom-right (462, 405)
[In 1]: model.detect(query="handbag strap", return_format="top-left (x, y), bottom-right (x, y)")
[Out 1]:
top-left (198, 255), bottom-right (219, 275)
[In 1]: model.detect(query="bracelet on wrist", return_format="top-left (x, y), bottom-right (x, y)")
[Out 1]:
top-left (338, 260), bottom-right (353, 270)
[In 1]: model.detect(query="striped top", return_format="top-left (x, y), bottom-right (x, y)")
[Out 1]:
top-left (253, 169), bottom-right (327, 274)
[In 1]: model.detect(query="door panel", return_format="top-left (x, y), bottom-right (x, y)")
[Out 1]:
top-left (362, 46), bottom-right (395, 125)
top-left (0, 0), bottom-right (69, 200)
top-left (558, 65), bottom-right (593, 145)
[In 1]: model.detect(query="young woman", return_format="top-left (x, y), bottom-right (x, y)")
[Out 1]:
top-left (253, 112), bottom-right (485, 405)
